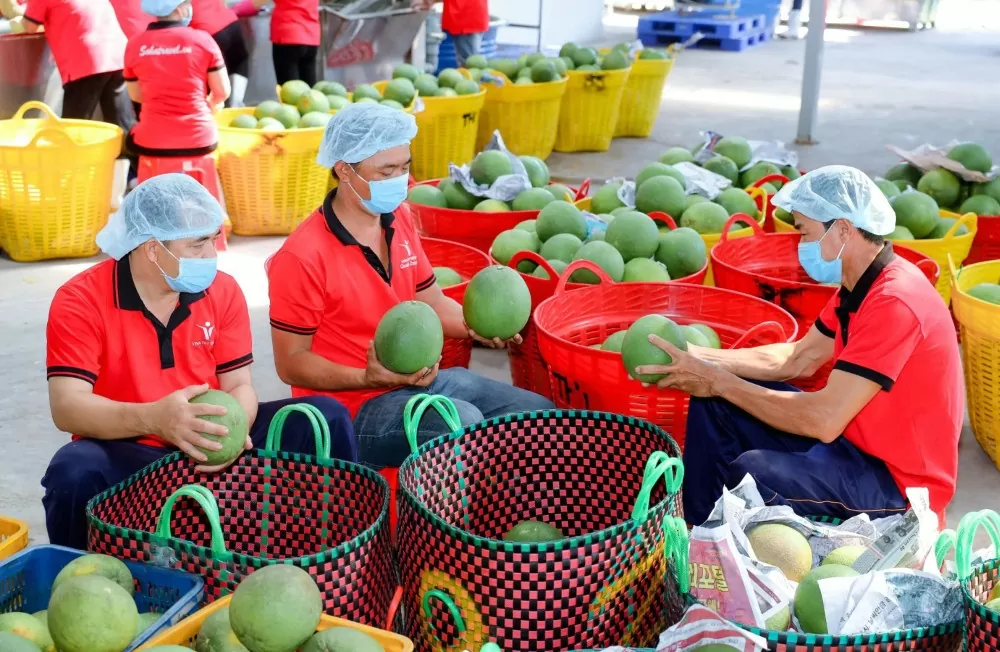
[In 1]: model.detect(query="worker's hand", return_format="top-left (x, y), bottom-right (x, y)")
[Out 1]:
top-left (466, 323), bottom-right (522, 349)
top-left (364, 341), bottom-right (440, 388)
top-left (194, 434), bottom-right (253, 474)
top-left (146, 384), bottom-right (228, 462)
top-left (635, 335), bottom-right (722, 397)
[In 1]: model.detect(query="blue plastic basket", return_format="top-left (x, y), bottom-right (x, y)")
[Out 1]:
top-left (0, 545), bottom-right (204, 651)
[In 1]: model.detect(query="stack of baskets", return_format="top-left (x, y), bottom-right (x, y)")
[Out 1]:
top-left (554, 68), bottom-right (632, 153)
top-left (602, 48), bottom-right (676, 139)
top-left (476, 73), bottom-right (568, 159)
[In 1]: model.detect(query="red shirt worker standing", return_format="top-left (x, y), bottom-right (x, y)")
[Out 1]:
top-left (190, 0), bottom-right (252, 106)
top-left (232, 0), bottom-right (320, 86)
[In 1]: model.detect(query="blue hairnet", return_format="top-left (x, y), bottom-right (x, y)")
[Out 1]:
top-left (96, 173), bottom-right (224, 260)
top-left (141, 0), bottom-right (187, 17)
top-left (316, 102), bottom-right (418, 168)
top-left (772, 164), bottom-right (896, 236)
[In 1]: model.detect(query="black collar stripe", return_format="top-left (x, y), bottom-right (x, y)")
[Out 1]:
top-left (834, 243), bottom-right (896, 345)
top-left (321, 188), bottom-right (397, 284)
top-left (148, 20), bottom-right (184, 30)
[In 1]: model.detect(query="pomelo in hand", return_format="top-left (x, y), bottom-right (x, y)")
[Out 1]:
top-left (621, 314), bottom-right (687, 383)
top-left (463, 266), bottom-right (531, 339)
top-left (189, 390), bottom-right (249, 465)
top-left (374, 301), bottom-right (443, 374)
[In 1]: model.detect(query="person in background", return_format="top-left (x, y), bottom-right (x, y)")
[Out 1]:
top-left (415, 0), bottom-right (488, 67)
top-left (191, 0), bottom-right (251, 107)
top-left (43, 174), bottom-right (356, 550)
top-left (782, 0), bottom-right (804, 39)
top-left (110, 0), bottom-right (153, 40)
top-left (231, 0), bottom-right (319, 86)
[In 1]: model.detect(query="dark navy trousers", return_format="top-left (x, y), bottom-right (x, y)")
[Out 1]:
top-left (41, 396), bottom-right (357, 550)
top-left (682, 381), bottom-right (907, 526)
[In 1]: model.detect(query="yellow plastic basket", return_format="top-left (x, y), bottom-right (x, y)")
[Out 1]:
top-left (138, 594), bottom-right (414, 651)
top-left (949, 256), bottom-right (1000, 469)
top-left (888, 211), bottom-right (977, 305)
top-left (0, 101), bottom-right (122, 262)
top-left (0, 515), bottom-right (28, 561)
top-left (554, 67), bottom-right (631, 153)
top-left (409, 90), bottom-right (487, 181)
top-left (596, 50), bottom-right (675, 139)
top-left (214, 107), bottom-right (330, 236)
top-left (475, 75), bottom-right (567, 159)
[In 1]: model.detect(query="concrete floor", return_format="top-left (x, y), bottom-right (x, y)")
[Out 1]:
top-left (2, 16), bottom-right (999, 545)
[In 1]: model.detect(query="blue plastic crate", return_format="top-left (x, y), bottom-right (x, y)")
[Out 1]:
top-left (638, 10), bottom-right (765, 39)
top-left (639, 26), bottom-right (771, 52)
top-left (0, 545), bottom-right (204, 651)
top-left (435, 24), bottom-right (499, 72)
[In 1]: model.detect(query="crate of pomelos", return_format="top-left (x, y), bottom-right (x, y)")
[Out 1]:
top-left (553, 43), bottom-right (631, 153)
top-left (600, 41), bottom-right (675, 139)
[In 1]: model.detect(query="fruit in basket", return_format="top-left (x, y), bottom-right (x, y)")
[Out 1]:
top-left (986, 599), bottom-right (1000, 614)
top-left (519, 156), bottom-right (550, 188)
top-left (539, 233), bottom-right (583, 263)
top-left (48, 575), bottom-right (138, 652)
top-left (230, 566), bottom-right (322, 652)
top-left (559, 42), bottom-right (579, 57)
top-left (470, 150), bottom-right (513, 186)
top-left (463, 266), bottom-right (531, 339)
top-left (606, 211), bottom-right (659, 261)
top-left (475, 199), bottom-right (511, 212)
top-left (680, 324), bottom-right (712, 348)
top-left (547, 184), bottom-right (576, 202)
top-left (466, 54), bottom-right (488, 69)
top-left (601, 331), bottom-right (627, 352)
top-left (703, 155), bottom-right (740, 184)
top-left (299, 112), bottom-right (331, 129)
top-left (570, 241), bottom-right (625, 283)
top-left (876, 179), bottom-right (900, 199)
top-left (917, 168), bottom-right (961, 208)
top-left (512, 188), bottom-right (556, 211)
top-left (532, 259), bottom-right (568, 280)
top-left (492, 229), bottom-right (539, 270)
top-left (0, 633), bottom-right (42, 652)
top-left (681, 202), bottom-right (730, 235)
top-left (823, 545), bottom-right (867, 568)
top-left (253, 100), bottom-right (282, 120)
top-left (414, 73), bottom-right (439, 97)
top-left (0, 613), bottom-right (53, 652)
top-left (885, 163), bottom-right (923, 189)
top-left (571, 47), bottom-right (598, 67)
top-left (194, 606), bottom-right (247, 652)
top-left (488, 57), bottom-right (519, 79)
top-left (353, 84), bottom-right (382, 101)
top-left (256, 117), bottom-right (285, 132)
top-left (549, 57), bottom-right (568, 76)
top-left (890, 191), bottom-right (939, 238)
top-left (274, 105), bottom-right (301, 129)
top-left (759, 182), bottom-right (778, 195)
top-left (392, 62), bottom-right (420, 81)
top-left (380, 99), bottom-right (405, 110)
top-left (623, 258), bottom-right (670, 282)
top-left (774, 207), bottom-right (793, 224)
top-left (530, 59), bottom-right (558, 82)
top-left (960, 194), bottom-right (1000, 216)
top-left (747, 523), bottom-right (812, 582)
top-left (591, 182), bottom-right (626, 214)
top-left (887, 225), bottom-right (915, 240)
top-left (436, 86), bottom-right (458, 97)
top-left (714, 187), bottom-right (758, 218)
top-left (968, 283), bottom-right (1000, 305)
top-left (188, 390), bottom-right (249, 465)
top-left (974, 178), bottom-right (1000, 203)
top-left (660, 147), bottom-right (694, 166)
top-left (537, 201), bottom-right (587, 241)
top-left (433, 267), bottom-right (464, 288)
top-left (437, 68), bottom-right (464, 89)
top-left (296, 89), bottom-right (330, 115)
top-left (504, 520), bottom-right (564, 542)
top-left (407, 185), bottom-right (448, 208)
top-left (601, 50), bottom-right (629, 70)
top-left (714, 136), bottom-right (752, 169)
top-left (991, 584), bottom-right (1000, 602)
top-left (926, 217), bottom-right (969, 239)
top-left (947, 142), bottom-right (993, 173)
top-left (325, 81), bottom-right (348, 98)
top-left (639, 48), bottom-right (669, 60)
top-left (740, 161), bottom-right (782, 189)
top-left (229, 114), bottom-right (258, 129)
top-left (794, 565), bottom-right (860, 634)
top-left (53, 554), bottom-right (134, 596)
top-left (302, 626), bottom-right (383, 652)
top-left (455, 79), bottom-right (481, 95)
top-left (656, 227), bottom-right (707, 279)
top-left (438, 178), bottom-right (479, 210)
top-left (781, 165), bottom-right (801, 181)
top-left (384, 78), bottom-right (416, 106)
top-left (279, 79), bottom-right (310, 105)
top-left (689, 323), bottom-right (721, 349)
top-left (516, 219), bottom-right (536, 233)
top-left (30, 612), bottom-right (46, 627)
top-left (636, 176), bottom-right (686, 220)
top-left (636, 162), bottom-right (686, 190)
top-left (621, 314), bottom-right (687, 383)
top-left (147, 647), bottom-right (191, 651)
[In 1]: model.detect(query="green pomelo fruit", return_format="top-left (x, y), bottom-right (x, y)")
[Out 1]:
top-left (985, 598), bottom-right (1000, 614)
top-left (974, 178), bottom-right (1000, 203)
top-left (605, 210), bottom-right (659, 261)
top-left (437, 68), bottom-right (464, 89)
top-left (991, 583), bottom-right (1000, 602)
top-left (876, 179), bottom-right (900, 199)
top-left (298, 111), bottom-right (331, 129)
top-left (560, 55), bottom-right (575, 71)
top-left (570, 241), bottom-right (625, 283)
top-left (531, 259), bottom-right (568, 280)
top-left (685, 195), bottom-right (709, 210)
top-left (536, 201), bottom-right (587, 241)
top-left (689, 323), bottom-right (721, 349)
top-left (49, 575), bottom-right (138, 652)
top-left (503, 520), bottom-right (564, 542)
top-left (968, 283), bottom-right (1000, 305)
top-left (740, 161), bottom-right (781, 189)
top-left (530, 60), bottom-right (558, 82)
top-left (948, 142), bottom-right (993, 173)
top-left (680, 324), bottom-right (711, 348)
top-left (296, 89), bottom-right (330, 115)
top-left (380, 98), bottom-right (405, 109)
top-left (515, 219), bottom-right (537, 233)
top-left (352, 83), bottom-right (381, 101)
top-left (823, 545), bottom-right (867, 568)
top-left (794, 565), bottom-right (860, 634)
top-left (621, 314), bottom-right (687, 383)
top-left (256, 117), bottom-right (285, 131)
top-left (30, 612), bottom-right (46, 628)
top-left (714, 187), bottom-right (758, 218)
top-left (539, 233), bottom-right (583, 263)
top-left (147, 647), bottom-right (192, 652)
top-left (491, 229), bottom-right (539, 268)
top-left (891, 191), bottom-right (940, 238)
top-left (0, 633), bottom-right (41, 652)
top-left (591, 182), bottom-right (626, 214)
top-left (454, 79), bottom-right (480, 95)
top-left (602, 330), bottom-right (626, 352)
top-left (433, 267), bottom-right (464, 288)
top-left (639, 48), bottom-right (669, 60)
top-left (656, 227), bottom-right (707, 279)
top-left (325, 81), bottom-right (348, 98)
top-left (53, 554), bottom-right (134, 596)
top-left (414, 74), bottom-right (439, 97)
top-left (392, 63), bottom-right (419, 81)
top-left (659, 147), bottom-right (694, 165)
top-left (764, 606), bottom-right (791, 632)
top-left (559, 42), bottom-right (579, 58)
top-left (917, 169), bottom-right (961, 208)
top-left (467, 68), bottom-right (484, 82)
top-left (374, 301), bottom-right (444, 374)
top-left (194, 606), bottom-right (247, 652)
top-left (703, 156), bottom-right (739, 184)
top-left (465, 54), bottom-right (488, 69)
top-left (514, 77), bottom-right (534, 86)
top-left (571, 47), bottom-right (598, 67)
top-left (475, 199), bottom-right (511, 212)
top-left (747, 523), bottom-right (812, 582)
top-left (326, 95), bottom-right (350, 111)
top-left (636, 162), bottom-right (685, 190)
top-left (611, 207), bottom-right (632, 217)
top-left (438, 179), bottom-right (478, 210)
top-left (760, 182), bottom-right (777, 195)
top-left (302, 627), bottom-right (383, 652)
top-left (471, 150), bottom-right (513, 186)
top-left (274, 104), bottom-right (301, 129)
top-left (781, 165), bottom-right (801, 182)
top-left (635, 175), bottom-right (685, 219)
top-left (383, 78), bottom-right (415, 106)
top-left (463, 266), bottom-right (532, 339)
top-left (960, 194), bottom-right (1000, 216)
top-left (407, 185), bottom-right (448, 208)
top-left (774, 207), bottom-right (793, 224)
top-left (893, 178), bottom-right (914, 192)
top-left (279, 79), bottom-right (310, 105)
top-left (622, 258), bottom-right (670, 282)
top-left (612, 42), bottom-right (630, 54)
top-left (229, 114), bottom-right (258, 129)
top-left (512, 188), bottom-right (556, 211)
top-left (353, 97), bottom-right (378, 104)
top-left (926, 217), bottom-right (969, 239)
top-left (547, 183), bottom-right (574, 202)
top-left (588, 230), bottom-right (606, 242)
top-left (681, 202), bottom-right (730, 235)
top-left (230, 566), bottom-right (322, 652)
top-left (601, 50), bottom-right (629, 70)
top-left (549, 57), bottom-right (567, 76)
top-left (487, 58), bottom-right (519, 79)
top-left (253, 100), bottom-right (282, 120)
top-left (575, 64), bottom-right (601, 73)
top-left (519, 155), bottom-right (550, 188)
top-left (887, 225), bottom-right (915, 240)
top-left (0, 613), bottom-right (53, 652)
top-left (714, 136), bottom-right (752, 169)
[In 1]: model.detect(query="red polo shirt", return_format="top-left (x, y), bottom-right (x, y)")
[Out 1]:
top-left (190, 0), bottom-right (237, 36)
top-left (815, 244), bottom-right (963, 515)
top-left (46, 257), bottom-right (253, 447)
top-left (267, 189), bottom-right (437, 418)
top-left (442, 0), bottom-right (489, 35)
top-left (123, 22), bottom-right (225, 154)
top-left (23, 0), bottom-right (127, 85)
top-left (109, 0), bottom-right (153, 40)
top-left (271, 0), bottom-right (320, 46)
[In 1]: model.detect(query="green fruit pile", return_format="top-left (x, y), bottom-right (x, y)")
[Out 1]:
top-left (664, 135), bottom-right (799, 190)
top-left (468, 51), bottom-right (570, 86)
top-left (392, 63), bottom-right (481, 97)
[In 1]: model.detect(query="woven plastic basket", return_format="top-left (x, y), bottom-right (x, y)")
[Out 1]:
top-left (0, 544), bottom-right (204, 651)
top-left (0, 101), bottom-right (122, 261)
top-left (86, 404), bottom-right (395, 627)
top-left (396, 394), bottom-right (689, 651)
top-left (554, 68), bottom-right (631, 153)
top-left (887, 211), bottom-right (978, 304)
top-left (0, 515), bottom-right (27, 562)
top-left (534, 260), bottom-right (799, 448)
top-left (950, 256), bottom-right (1000, 469)
top-left (410, 91), bottom-right (488, 181)
top-left (937, 509), bottom-right (1000, 652)
top-left (214, 107), bottom-right (329, 235)
top-left (609, 55), bottom-right (674, 138)
top-left (422, 237), bottom-right (491, 369)
top-left (967, 214), bottom-right (1000, 265)
top-left (475, 75), bottom-right (568, 159)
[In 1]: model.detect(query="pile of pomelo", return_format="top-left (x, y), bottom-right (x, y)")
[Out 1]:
top-left (390, 63), bottom-right (481, 97)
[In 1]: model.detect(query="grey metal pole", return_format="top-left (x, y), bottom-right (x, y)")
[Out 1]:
top-left (795, 0), bottom-right (827, 145)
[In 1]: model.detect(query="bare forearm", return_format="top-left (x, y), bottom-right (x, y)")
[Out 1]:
top-left (711, 372), bottom-right (837, 441)
top-left (277, 349), bottom-right (369, 391)
top-left (434, 296), bottom-right (469, 339)
top-left (50, 392), bottom-right (154, 441)
top-left (694, 342), bottom-right (798, 381)
top-left (228, 383), bottom-right (258, 427)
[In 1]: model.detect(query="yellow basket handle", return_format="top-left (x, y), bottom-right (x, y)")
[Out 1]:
top-left (947, 253), bottom-right (959, 282)
top-left (13, 101), bottom-right (60, 122)
top-left (27, 127), bottom-right (77, 148)
top-left (937, 211), bottom-right (977, 239)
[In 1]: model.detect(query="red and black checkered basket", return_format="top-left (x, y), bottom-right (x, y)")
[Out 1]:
top-left (86, 403), bottom-right (397, 628)
top-left (940, 509), bottom-right (1000, 651)
top-left (395, 394), bottom-right (690, 652)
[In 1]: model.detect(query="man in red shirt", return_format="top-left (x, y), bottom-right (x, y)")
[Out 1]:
top-left (232, 0), bottom-right (319, 86)
top-left (416, 0), bottom-right (489, 67)
top-left (190, 0), bottom-right (251, 106)
top-left (267, 104), bottom-right (554, 469)
top-left (43, 174), bottom-right (355, 549)
top-left (636, 166), bottom-right (963, 525)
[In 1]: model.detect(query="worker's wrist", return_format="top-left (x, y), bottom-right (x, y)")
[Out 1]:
top-left (707, 364), bottom-right (733, 398)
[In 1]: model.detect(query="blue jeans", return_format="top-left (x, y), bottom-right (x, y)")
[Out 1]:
top-left (448, 32), bottom-right (483, 67)
top-left (353, 368), bottom-right (555, 469)
top-left (682, 381), bottom-right (906, 526)
top-left (41, 396), bottom-right (356, 550)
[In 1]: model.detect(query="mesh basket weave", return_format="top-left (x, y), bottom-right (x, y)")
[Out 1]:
top-left (86, 403), bottom-right (395, 627)
top-left (938, 509), bottom-right (1000, 652)
top-left (396, 394), bottom-right (689, 651)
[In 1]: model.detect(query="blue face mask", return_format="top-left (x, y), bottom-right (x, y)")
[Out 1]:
top-left (158, 242), bottom-right (218, 293)
top-left (348, 166), bottom-right (408, 215)
top-left (798, 225), bottom-right (846, 284)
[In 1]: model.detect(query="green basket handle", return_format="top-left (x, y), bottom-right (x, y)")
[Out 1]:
top-left (480, 645), bottom-right (502, 652)
top-left (403, 394), bottom-right (462, 455)
top-left (630, 451), bottom-right (684, 525)
top-left (936, 509), bottom-right (1000, 580)
top-left (421, 588), bottom-right (466, 639)
top-left (263, 402), bottom-right (332, 458)
top-left (663, 515), bottom-right (690, 594)
top-left (155, 485), bottom-right (231, 559)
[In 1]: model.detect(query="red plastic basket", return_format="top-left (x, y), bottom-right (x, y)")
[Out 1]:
top-left (533, 259), bottom-right (799, 449)
top-left (420, 237), bottom-right (491, 369)
top-left (711, 217), bottom-right (940, 390)
top-left (966, 214), bottom-right (1000, 265)
top-left (408, 179), bottom-right (590, 252)
top-left (748, 172), bottom-right (789, 233)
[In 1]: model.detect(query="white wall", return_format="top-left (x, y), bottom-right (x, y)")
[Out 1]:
top-left (490, 0), bottom-right (606, 51)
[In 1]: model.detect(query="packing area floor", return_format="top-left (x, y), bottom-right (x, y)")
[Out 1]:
top-left (2, 18), bottom-right (999, 544)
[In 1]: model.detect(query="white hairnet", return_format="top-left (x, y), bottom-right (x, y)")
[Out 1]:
top-left (316, 102), bottom-right (418, 168)
top-left (772, 164), bottom-right (896, 236)
top-left (141, 0), bottom-right (187, 17)
top-left (96, 173), bottom-right (225, 260)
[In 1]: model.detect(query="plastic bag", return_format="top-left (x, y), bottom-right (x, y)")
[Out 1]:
top-left (654, 603), bottom-right (767, 651)
top-left (673, 161), bottom-right (732, 199)
top-left (886, 142), bottom-right (997, 182)
top-left (691, 130), bottom-right (799, 171)
top-left (448, 130), bottom-right (531, 201)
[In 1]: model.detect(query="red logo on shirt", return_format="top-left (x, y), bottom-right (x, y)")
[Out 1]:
top-left (139, 44), bottom-right (194, 56)
top-left (326, 41), bottom-right (374, 67)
